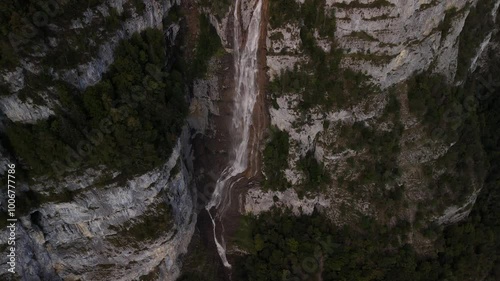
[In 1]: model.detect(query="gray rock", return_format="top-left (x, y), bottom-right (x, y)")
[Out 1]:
top-left (0, 134), bottom-right (197, 281)
top-left (0, 94), bottom-right (54, 123)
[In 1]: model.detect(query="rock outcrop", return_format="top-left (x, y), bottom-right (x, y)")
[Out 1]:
top-left (0, 130), bottom-right (197, 281)
top-left (330, 0), bottom-right (477, 88)
top-left (0, 94), bottom-right (55, 123)
top-left (1, 0), bottom-right (180, 94)
top-left (57, 0), bottom-right (180, 90)
top-left (247, 0), bottom-right (499, 230)
top-left (1, 0), bottom-right (185, 126)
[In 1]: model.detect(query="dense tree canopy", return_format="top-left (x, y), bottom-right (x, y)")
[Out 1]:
top-left (5, 28), bottom-right (187, 179)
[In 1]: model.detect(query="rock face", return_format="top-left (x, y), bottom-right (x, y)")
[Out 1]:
top-left (330, 0), bottom-right (477, 88)
top-left (1, 0), bottom-right (185, 126)
top-left (57, 0), bottom-right (180, 90)
top-left (244, 187), bottom-right (331, 215)
top-left (244, 0), bottom-right (499, 232)
top-left (187, 68), bottom-right (221, 136)
top-left (0, 1), bottom-right (202, 280)
top-left (0, 131), bottom-right (197, 281)
top-left (0, 94), bottom-right (55, 123)
top-left (264, 0), bottom-right (487, 89)
top-left (1, 0), bottom-right (180, 94)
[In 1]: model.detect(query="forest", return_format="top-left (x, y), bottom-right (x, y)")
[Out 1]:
top-left (233, 44), bottom-right (500, 281)
top-left (233, 186), bottom-right (498, 281)
top-left (0, 0), bottom-right (124, 70)
top-left (3, 28), bottom-right (187, 180)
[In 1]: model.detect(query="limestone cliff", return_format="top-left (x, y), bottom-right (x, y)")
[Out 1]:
top-left (1, 0), bottom-right (498, 279)
top-left (242, 0), bottom-right (499, 240)
top-left (0, 0), bottom-right (179, 124)
top-left (0, 132), bottom-right (196, 281)
top-left (0, 0), bottom-right (199, 280)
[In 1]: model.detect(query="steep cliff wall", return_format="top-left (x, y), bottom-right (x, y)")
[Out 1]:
top-left (0, 134), bottom-right (196, 281)
top-left (2, 0), bottom-right (498, 279)
top-left (266, 0), bottom-right (483, 88)
top-left (331, 0), bottom-right (476, 87)
top-left (244, 0), bottom-right (498, 238)
top-left (0, 1), bottom-right (199, 280)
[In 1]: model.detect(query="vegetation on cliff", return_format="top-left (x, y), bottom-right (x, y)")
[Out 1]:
top-left (198, 0), bottom-right (231, 20)
top-left (407, 72), bottom-right (487, 207)
top-left (107, 201), bottom-right (173, 247)
top-left (234, 188), bottom-right (498, 281)
top-left (189, 14), bottom-right (224, 78)
top-left (0, 0), bottom-right (127, 70)
top-left (241, 0), bottom-right (500, 278)
top-left (234, 32), bottom-right (500, 280)
top-left (4, 28), bottom-right (187, 179)
top-left (262, 127), bottom-right (290, 191)
top-left (268, 0), bottom-right (376, 111)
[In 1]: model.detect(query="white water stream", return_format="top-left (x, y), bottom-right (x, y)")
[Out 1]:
top-left (205, 0), bottom-right (263, 269)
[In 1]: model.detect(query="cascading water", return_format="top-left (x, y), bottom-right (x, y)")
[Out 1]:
top-left (205, 0), bottom-right (263, 269)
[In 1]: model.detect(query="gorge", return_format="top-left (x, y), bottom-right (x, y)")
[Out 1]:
top-left (0, 0), bottom-right (499, 280)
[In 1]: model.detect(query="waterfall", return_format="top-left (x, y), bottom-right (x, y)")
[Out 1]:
top-left (205, 0), bottom-right (263, 269)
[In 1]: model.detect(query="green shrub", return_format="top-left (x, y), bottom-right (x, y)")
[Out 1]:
top-left (262, 127), bottom-right (290, 191)
top-left (268, 0), bottom-right (301, 28)
top-left (297, 151), bottom-right (329, 191)
top-left (438, 7), bottom-right (459, 40)
top-left (129, 0), bottom-right (145, 14)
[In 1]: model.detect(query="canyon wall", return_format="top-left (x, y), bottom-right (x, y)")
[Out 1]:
top-left (0, 1), bottom-right (199, 280)
top-left (244, 0), bottom-right (499, 236)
